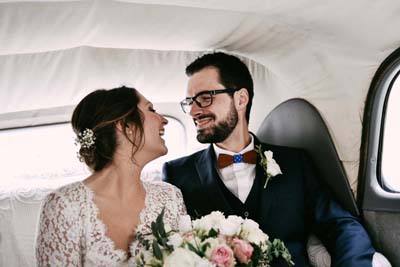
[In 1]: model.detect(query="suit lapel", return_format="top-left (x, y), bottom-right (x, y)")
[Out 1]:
top-left (195, 145), bottom-right (234, 215)
top-left (253, 135), bottom-right (275, 222)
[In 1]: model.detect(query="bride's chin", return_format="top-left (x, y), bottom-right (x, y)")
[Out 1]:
top-left (160, 147), bottom-right (168, 156)
top-left (154, 146), bottom-right (168, 158)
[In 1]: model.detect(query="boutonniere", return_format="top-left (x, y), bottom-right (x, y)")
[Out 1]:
top-left (255, 145), bottom-right (283, 188)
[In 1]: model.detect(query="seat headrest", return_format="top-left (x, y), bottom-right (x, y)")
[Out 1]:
top-left (257, 98), bottom-right (359, 216)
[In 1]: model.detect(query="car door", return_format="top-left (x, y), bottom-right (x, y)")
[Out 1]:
top-left (359, 47), bottom-right (400, 267)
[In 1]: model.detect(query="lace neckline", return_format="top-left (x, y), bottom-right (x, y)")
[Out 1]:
top-left (79, 181), bottom-right (150, 262)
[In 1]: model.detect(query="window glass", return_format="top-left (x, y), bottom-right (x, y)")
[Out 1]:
top-left (381, 73), bottom-right (400, 191)
top-left (0, 116), bottom-right (185, 191)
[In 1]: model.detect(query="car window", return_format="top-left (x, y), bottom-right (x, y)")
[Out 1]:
top-left (0, 116), bottom-right (186, 191)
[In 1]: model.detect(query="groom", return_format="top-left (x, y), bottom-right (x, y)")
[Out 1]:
top-left (162, 52), bottom-right (375, 266)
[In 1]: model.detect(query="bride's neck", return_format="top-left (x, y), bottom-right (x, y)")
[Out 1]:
top-left (85, 160), bottom-right (144, 200)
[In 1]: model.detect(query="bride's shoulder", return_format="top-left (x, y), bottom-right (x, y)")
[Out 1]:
top-left (51, 181), bottom-right (85, 196)
top-left (40, 182), bottom-right (85, 218)
top-left (44, 181), bottom-right (85, 205)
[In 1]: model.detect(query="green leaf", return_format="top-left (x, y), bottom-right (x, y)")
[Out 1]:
top-left (208, 228), bottom-right (218, 238)
top-left (269, 239), bottom-right (294, 266)
top-left (152, 240), bottom-right (163, 261)
top-left (186, 242), bottom-right (199, 254)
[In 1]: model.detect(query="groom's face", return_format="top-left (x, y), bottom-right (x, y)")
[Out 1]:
top-left (186, 67), bottom-right (238, 143)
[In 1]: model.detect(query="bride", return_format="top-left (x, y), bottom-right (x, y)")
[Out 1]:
top-left (36, 86), bottom-right (186, 266)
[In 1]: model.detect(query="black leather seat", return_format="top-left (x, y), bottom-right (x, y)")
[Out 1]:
top-left (256, 98), bottom-right (358, 216)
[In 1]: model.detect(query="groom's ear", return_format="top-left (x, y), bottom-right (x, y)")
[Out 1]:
top-left (234, 88), bottom-right (249, 111)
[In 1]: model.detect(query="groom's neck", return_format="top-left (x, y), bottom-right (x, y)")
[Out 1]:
top-left (215, 128), bottom-right (251, 153)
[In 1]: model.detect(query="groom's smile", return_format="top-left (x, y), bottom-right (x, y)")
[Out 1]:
top-left (194, 114), bottom-right (215, 130)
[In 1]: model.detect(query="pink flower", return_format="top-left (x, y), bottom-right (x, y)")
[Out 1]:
top-left (183, 232), bottom-right (194, 240)
top-left (210, 244), bottom-right (235, 267)
top-left (233, 237), bottom-right (254, 264)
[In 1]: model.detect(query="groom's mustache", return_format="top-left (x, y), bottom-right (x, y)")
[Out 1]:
top-left (193, 113), bottom-right (216, 126)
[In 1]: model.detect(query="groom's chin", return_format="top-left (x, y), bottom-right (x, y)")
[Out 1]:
top-left (196, 130), bottom-right (214, 144)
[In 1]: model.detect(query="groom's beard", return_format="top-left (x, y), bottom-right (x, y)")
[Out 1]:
top-left (196, 101), bottom-right (238, 144)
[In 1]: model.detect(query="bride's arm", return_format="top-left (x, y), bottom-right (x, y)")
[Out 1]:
top-left (175, 187), bottom-right (187, 216)
top-left (36, 192), bottom-right (82, 267)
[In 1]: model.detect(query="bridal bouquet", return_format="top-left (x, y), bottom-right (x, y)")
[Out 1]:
top-left (135, 210), bottom-right (293, 267)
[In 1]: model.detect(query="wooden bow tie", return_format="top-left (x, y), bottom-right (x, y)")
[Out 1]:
top-left (217, 150), bottom-right (257, 169)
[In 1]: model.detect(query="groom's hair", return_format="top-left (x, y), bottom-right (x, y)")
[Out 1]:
top-left (71, 86), bottom-right (144, 171)
top-left (186, 52), bottom-right (254, 124)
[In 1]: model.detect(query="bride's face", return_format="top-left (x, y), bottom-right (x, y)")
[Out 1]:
top-left (136, 93), bottom-right (169, 160)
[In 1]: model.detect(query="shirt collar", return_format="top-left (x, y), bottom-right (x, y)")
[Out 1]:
top-left (213, 134), bottom-right (254, 159)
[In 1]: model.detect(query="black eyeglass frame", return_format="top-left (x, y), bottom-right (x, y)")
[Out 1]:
top-left (180, 88), bottom-right (239, 113)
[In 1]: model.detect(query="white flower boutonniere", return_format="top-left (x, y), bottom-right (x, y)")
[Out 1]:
top-left (255, 145), bottom-right (283, 188)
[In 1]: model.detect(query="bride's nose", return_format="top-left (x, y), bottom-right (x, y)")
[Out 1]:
top-left (161, 115), bottom-right (168, 125)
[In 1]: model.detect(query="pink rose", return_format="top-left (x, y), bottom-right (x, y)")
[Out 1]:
top-left (210, 244), bottom-right (235, 267)
top-left (233, 237), bottom-right (254, 264)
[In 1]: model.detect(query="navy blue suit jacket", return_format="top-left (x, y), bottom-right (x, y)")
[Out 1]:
top-left (162, 136), bottom-right (375, 267)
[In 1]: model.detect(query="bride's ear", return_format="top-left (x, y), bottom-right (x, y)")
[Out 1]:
top-left (115, 121), bottom-right (133, 135)
top-left (115, 121), bottom-right (124, 133)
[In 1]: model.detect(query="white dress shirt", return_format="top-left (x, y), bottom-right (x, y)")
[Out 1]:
top-left (213, 135), bottom-right (256, 203)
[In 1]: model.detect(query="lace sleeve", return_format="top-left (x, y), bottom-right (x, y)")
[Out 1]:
top-left (36, 192), bottom-right (82, 267)
top-left (174, 187), bottom-right (187, 216)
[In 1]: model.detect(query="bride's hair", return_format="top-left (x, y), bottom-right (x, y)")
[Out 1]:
top-left (71, 86), bottom-right (144, 171)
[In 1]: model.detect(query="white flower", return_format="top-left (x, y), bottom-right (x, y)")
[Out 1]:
top-left (167, 232), bottom-right (183, 248)
top-left (216, 215), bottom-right (243, 236)
top-left (196, 258), bottom-right (216, 267)
top-left (242, 218), bottom-right (259, 230)
top-left (193, 211), bottom-right (225, 232)
top-left (164, 248), bottom-right (214, 267)
top-left (207, 211), bottom-right (225, 226)
top-left (264, 150), bottom-right (282, 177)
top-left (241, 219), bottom-right (269, 244)
top-left (247, 228), bottom-right (269, 244)
top-left (193, 217), bottom-right (213, 232)
top-left (179, 215), bottom-right (193, 234)
top-left (75, 128), bottom-right (96, 149)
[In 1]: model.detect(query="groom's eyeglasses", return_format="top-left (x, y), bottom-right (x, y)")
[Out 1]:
top-left (180, 88), bottom-right (239, 113)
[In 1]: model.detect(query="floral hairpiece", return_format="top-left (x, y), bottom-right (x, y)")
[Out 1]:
top-left (75, 128), bottom-right (96, 149)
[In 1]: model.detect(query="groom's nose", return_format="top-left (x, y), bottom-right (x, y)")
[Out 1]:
top-left (189, 101), bottom-right (204, 117)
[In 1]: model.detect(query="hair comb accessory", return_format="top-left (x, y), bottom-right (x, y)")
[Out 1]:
top-left (75, 128), bottom-right (96, 149)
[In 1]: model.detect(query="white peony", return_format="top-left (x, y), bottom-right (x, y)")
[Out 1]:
top-left (196, 258), bottom-right (216, 267)
top-left (264, 150), bottom-right (282, 177)
top-left (242, 218), bottom-right (260, 230)
top-left (164, 248), bottom-right (214, 267)
top-left (193, 217), bottom-right (213, 232)
top-left (167, 232), bottom-right (183, 248)
top-left (179, 215), bottom-right (193, 233)
top-left (247, 228), bottom-right (269, 244)
top-left (241, 219), bottom-right (268, 244)
top-left (193, 211), bottom-right (225, 232)
top-left (216, 215), bottom-right (243, 236)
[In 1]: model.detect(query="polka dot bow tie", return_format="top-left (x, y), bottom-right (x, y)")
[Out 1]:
top-left (217, 150), bottom-right (257, 169)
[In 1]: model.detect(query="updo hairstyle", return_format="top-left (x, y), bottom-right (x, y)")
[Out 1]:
top-left (71, 86), bottom-right (144, 171)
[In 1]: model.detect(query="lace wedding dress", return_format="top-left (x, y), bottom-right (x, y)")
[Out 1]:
top-left (36, 180), bottom-right (186, 266)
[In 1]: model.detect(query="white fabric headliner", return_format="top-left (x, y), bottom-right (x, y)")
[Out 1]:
top-left (1, 0), bottom-right (400, 191)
